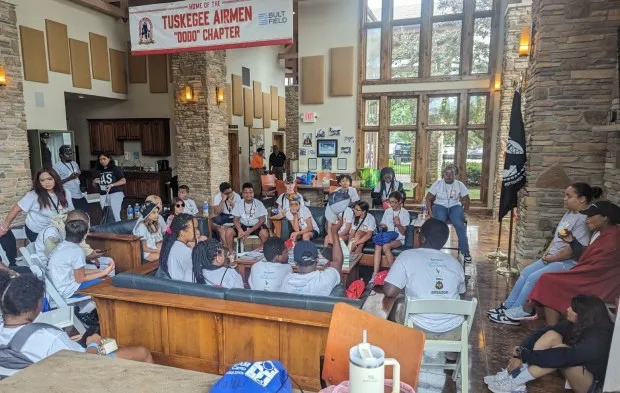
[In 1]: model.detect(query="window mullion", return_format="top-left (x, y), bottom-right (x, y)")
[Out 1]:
top-left (419, 0), bottom-right (433, 78)
top-left (380, 0), bottom-right (392, 81)
top-left (461, 0), bottom-right (475, 75)
top-left (378, 96), bottom-right (390, 168)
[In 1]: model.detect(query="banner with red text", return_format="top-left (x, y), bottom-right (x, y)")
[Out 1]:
top-left (129, 0), bottom-right (293, 55)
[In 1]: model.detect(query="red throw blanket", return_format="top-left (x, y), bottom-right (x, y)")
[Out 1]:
top-left (528, 225), bottom-right (620, 313)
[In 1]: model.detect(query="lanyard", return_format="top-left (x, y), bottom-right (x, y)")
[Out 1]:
top-left (244, 201), bottom-right (256, 218)
top-left (47, 193), bottom-right (60, 213)
top-left (351, 213), bottom-right (368, 237)
top-left (63, 161), bottom-right (75, 174)
top-left (383, 182), bottom-right (395, 200)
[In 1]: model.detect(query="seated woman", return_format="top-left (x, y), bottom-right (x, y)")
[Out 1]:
top-left (484, 295), bottom-right (613, 393)
top-left (425, 165), bottom-right (471, 263)
top-left (524, 200), bottom-right (620, 326)
top-left (166, 197), bottom-right (185, 227)
top-left (132, 202), bottom-right (163, 262)
top-left (488, 183), bottom-right (600, 324)
top-left (372, 192), bottom-right (410, 276)
top-left (286, 196), bottom-right (320, 242)
top-left (340, 201), bottom-right (376, 253)
top-left (0, 272), bottom-right (153, 372)
top-left (158, 213), bottom-right (201, 282)
top-left (145, 194), bottom-right (167, 235)
top-left (371, 167), bottom-right (405, 209)
top-left (191, 239), bottom-right (243, 289)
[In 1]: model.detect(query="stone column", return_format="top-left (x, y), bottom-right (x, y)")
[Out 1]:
top-left (515, 0), bottom-right (617, 266)
top-left (285, 85), bottom-right (299, 165)
top-left (171, 50), bottom-right (229, 205)
top-left (0, 0), bottom-right (30, 225)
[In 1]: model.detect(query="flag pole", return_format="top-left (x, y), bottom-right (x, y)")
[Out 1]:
top-left (488, 220), bottom-right (508, 260)
top-left (496, 208), bottom-right (519, 276)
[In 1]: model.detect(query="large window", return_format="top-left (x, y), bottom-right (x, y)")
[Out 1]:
top-left (364, 0), bottom-right (494, 81)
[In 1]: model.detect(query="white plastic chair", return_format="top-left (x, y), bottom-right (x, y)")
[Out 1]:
top-left (404, 298), bottom-right (478, 393)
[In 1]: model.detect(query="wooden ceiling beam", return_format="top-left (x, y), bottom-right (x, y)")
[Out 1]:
top-left (66, 0), bottom-right (127, 19)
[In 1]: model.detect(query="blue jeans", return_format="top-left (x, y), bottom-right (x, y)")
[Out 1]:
top-left (432, 204), bottom-right (469, 255)
top-left (504, 258), bottom-right (577, 308)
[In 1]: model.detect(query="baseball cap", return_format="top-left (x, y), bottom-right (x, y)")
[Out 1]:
top-left (59, 145), bottom-right (72, 154)
top-left (140, 202), bottom-right (159, 218)
top-left (420, 218), bottom-right (450, 250)
top-left (293, 241), bottom-right (318, 266)
top-left (580, 201), bottom-right (620, 224)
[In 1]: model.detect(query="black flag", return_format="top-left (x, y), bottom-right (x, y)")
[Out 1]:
top-left (498, 89), bottom-right (527, 221)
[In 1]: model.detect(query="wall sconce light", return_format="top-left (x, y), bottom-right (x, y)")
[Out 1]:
top-left (494, 74), bottom-right (502, 91)
top-left (182, 86), bottom-right (196, 103)
top-left (0, 66), bottom-right (6, 87)
top-left (519, 26), bottom-right (531, 57)
top-left (216, 86), bottom-right (225, 105)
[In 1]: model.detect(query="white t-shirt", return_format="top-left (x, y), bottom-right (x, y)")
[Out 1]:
top-left (52, 161), bottom-right (82, 198)
top-left (0, 323), bottom-right (85, 364)
top-left (335, 187), bottom-right (360, 203)
top-left (385, 248), bottom-right (466, 333)
top-left (249, 261), bottom-right (293, 291)
top-left (373, 181), bottom-right (403, 201)
top-left (349, 213), bottom-right (377, 236)
top-left (231, 199), bottom-right (268, 227)
top-left (429, 179), bottom-right (469, 208)
top-left (339, 207), bottom-right (355, 234)
top-left (380, 208), bottom-right (411, 241)
top-left (280, 267), bottom-right (341, 296)
top-left (47, 241), bottom-right (85, 299)
top-left (285, 206), bottom-right (320, 234)
top-left (202, 267), bottom-right (244, 289)
top-left (168, 241), bottom-right (194, 282)
top-left (158, 215), bottom-right (167, 236)
top-left (133, 221), bottom-right (164, 250)
top-left (18, 189), bottom-right (75, 233)
top-left (34, 226), bottom-right (63, 266)
top-left (213, 192), bottom-right (242, 215)
top-left (276, 193), bottom-right (305, 211)
top-left (549, 211), bottom-right (590, 255)
top-left (183, 198), bottom-right (199, 215)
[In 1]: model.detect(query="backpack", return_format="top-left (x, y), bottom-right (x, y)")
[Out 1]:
top-left (0, 323), bottom-right (62, 379)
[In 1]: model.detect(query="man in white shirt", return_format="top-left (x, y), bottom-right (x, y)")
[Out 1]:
top-left (249, 237), bottom-right (293, 291)
top-left (53, 145), bottom-right (88, 213)
top-left (212, 182), bottom-right (242, 249)
top-left (425, 164), bottom-right (472, 263)
top-left (225, 182), bottom-right (270, 248)
top-left (384, 218), bottom-right (466, 341)
top-left (280, 221), bottom-right (343, 296)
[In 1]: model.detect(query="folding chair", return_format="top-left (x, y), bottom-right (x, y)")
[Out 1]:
top-left (404, 298), bottom-right (478, 393)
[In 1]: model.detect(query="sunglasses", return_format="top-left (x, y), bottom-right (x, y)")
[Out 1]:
top-left (176, 203), bottom-right (185, 208)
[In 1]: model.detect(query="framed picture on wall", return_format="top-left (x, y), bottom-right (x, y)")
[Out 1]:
top-left (308, 158), bottom-right (317, 170)
top-left (322, 158), bottom-right (332, 171)
top-left (337, 158), bottom-right (347, 170)
top-left (317, 139), bottom-right (338, 157)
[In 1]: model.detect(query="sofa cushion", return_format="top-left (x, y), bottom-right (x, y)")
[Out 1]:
top-left (225, 288), bottom-right (362, 312)
top-left (112, 272), bottom-right (227, 299)
top-left (91, 219), bottom-right (138, 235)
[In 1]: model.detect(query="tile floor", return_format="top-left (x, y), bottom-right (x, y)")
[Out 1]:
top-left (416, 214), bottom-right (567, 393)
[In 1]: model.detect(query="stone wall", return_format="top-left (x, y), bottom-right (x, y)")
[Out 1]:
top-left (605, 130), bottom-right (620, 205)
top-left (493, 4), bottom-right (531, 218)
top-left (0, 0), bottom-right (29, 226)
top-left (515, 0), bottom-right (618, 266)
top-left (171, 50), bottom-right (229, 205)
top-left (285, 85), bottom-right (299, 164)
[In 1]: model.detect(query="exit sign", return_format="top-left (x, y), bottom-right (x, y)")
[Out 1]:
top-left (302, 112), bottom-right (317, 123)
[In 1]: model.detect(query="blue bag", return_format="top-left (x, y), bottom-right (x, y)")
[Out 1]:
top-left (210, 360), bottom-right (292, 393)
top-left (372, 231), bottom-right (399, 246)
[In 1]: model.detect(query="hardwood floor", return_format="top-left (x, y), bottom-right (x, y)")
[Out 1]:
top-left (416, 213), bottom-right (567, 393)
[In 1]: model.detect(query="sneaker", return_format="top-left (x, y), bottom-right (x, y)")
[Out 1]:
top-left (487, 377), bottom-right (527, 393)
top-left (487, 303), bottom-right (507, 316)
top-left (504, 307), bottom-right (538, 321)
top-left (484, 369), bottom-right (511, 385)
top-left (488, 312), bottom-right (521, 326)
top-left (463, 253), bottom-right (472, 263)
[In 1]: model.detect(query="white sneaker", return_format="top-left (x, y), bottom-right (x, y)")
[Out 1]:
top-left (487, 377), bottom-right (527, 393)
top-left (484, 369), bottom-right (510, 385)
top-left (564, 380), bottom-right (572, 389)
top-left (504, 306), bottom-right (538, 321)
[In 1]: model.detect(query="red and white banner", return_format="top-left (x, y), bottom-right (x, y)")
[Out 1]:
top-left (129, 0), bottom-right (293, 56)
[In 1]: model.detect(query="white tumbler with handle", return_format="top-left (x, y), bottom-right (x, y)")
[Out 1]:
top-left (349, 330), bottom-right (401, 393)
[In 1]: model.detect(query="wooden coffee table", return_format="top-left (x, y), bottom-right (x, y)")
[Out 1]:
top-left (236, 251), bottom-right (362, 287)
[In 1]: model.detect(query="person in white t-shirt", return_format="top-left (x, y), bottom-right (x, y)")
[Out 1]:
top-left (159, 214), bottom-right (201, 282)
top-left (225, 182), bottom-right (270, 247)
top-left (132, 202), bottom-right (163, 262)
top-left (145, 195), bottom-right (168, 236)
top-left (274, 176), bottom-right (305, 213)
top-left (341, 201), bottom-right (376, 254)
top-left (178, 185), bottom-right (199, 215)
top-left (0, 272), bottom-right (153, 371)
top-left (425, 165), bottom-right (471, 263)
top-left (285, 196), bottom-right (320, 241)
top-left (53, 145), bottom-right (88, 213)
top-left (47, 220), bottom-right (114, 300)
top-left (371, 167), bottom-right (405, 208)
top-left (373, 192), bottom-right (411, 275)
top-left (384, 218), bottom-right (466, 342)
top-left (212, 182), bottom-right (242, 249)
top-left (0, 168), bottom-right (74, 243)
top-left (249, 237), bottom-right (293, 291)
top-left (191, 239), bottom-right (243, 288)
top-left (280, 221), bottom-right (344, 296)
top-left (323, 174), bottom-right (361, 246)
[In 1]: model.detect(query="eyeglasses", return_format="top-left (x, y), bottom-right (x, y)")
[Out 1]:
top-left (176, 203), bottom-right (185, 208)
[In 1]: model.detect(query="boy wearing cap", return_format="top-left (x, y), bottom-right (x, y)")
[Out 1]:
top-left (280, 221), bottom-right (344, 296)
top-left (53, 145), bottom-right (88, 213)
top-left (383, 218), bottom-right (466, 339)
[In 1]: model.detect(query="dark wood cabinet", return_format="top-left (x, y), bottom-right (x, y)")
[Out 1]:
top-left (89, 121), bottom-right (122, 155)
top-left (114, 122), bottom-right (127, 139)
top-left (140, 120), bottom-right (170, 156)
top-left (87, 118), bottom-right (170, 157)
top-left (127, 121), bottom-right (141, 140)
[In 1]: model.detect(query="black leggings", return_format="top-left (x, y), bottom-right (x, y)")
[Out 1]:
top-left (0, 231), bottom-right (17, 265)
top-left (25, 226), bottom-right (38, 242)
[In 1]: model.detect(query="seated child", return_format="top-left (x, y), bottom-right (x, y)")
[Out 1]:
top-left (191, 239), bottom-right (243, 289)
top-left (178, 185), bottom-right (199, 215)
top-left (212, 182), bottom-right (242, 249)
top-left (373, 191), bottom-right (410, 276)
top-left (285, 196), bottom-right (320, 241)
top-left (225, 182), bottom-right (270, 247)
top-left (145, 194), bottom-right (168, 235)
top-left (158, 214), bottom-right (201, 282)
top-left (341, 201), bottom-right (376, 253)
top-left (166, 197), bottom-right (185, 227)
top-left (132, 202), bottom-right (163, 262)
top-left (249, 237), bottom-right (293, 291)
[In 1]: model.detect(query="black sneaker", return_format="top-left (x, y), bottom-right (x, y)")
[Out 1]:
top-left (463, 253), bottom-right (472, 264)
top-left (487, 303), bottom-right (506, 316)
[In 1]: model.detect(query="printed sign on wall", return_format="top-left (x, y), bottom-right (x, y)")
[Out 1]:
top-left (129, 0), bottom-right (293, 55)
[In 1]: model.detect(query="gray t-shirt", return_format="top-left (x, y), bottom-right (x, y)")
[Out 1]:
top-left (202, 267), bottom-right (244, 289)
top-left (549, 211), bottom-right (590, 255)
top-left (168, 241), bottom-right (193, 282)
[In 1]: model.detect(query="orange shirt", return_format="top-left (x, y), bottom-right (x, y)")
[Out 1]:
top-left (250, 154), bottom-right (264, 169)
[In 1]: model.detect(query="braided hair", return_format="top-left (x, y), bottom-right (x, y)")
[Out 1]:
top-left (0, 272), bottom-right (45, 317)
top-left (379, 167), bottom-right (397, 198)
top-left (191, 239), bottom-right (223, 284)
top-left (159, 213), bottom-right (195, 275)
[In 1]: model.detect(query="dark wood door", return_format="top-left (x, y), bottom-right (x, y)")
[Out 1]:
top-left (140, 122), bottom-right (154, 155)
top-left (125, 178), bottom-right (139, 198)
top-left (228, 132), bottom-right (239, 192)
top-left (150, 121), bottom-right (166, 156)
top-left (273, 133), bottom-right (284, 152)
top-left (127, 121), bottom-right (142, 140)
top-left (114, 122), bottom-right (127, 139)
top-left (89, 122), bottom-right (102, 153)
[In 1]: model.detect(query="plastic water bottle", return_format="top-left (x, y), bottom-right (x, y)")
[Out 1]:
top-left (134, 203), bottom-right (141, 218)
top-left (127, 204), bottom-right (134, 220)
top-left (202, 200), bottom-right (210, 216)
top-left (421, 198), bottom-right (427, 220)
top-left (306, 170), bottom-right (312, 185)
